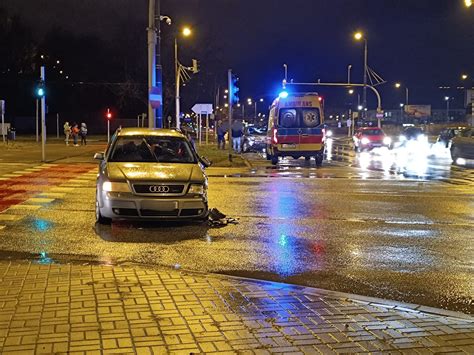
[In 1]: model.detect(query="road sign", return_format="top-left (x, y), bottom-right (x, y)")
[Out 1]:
top-left (149, 87), bottom-right (162, 109)
top-left (376, 113), bottom-right (384, 118)
top-left (192, 103), bottom-right (213, 115)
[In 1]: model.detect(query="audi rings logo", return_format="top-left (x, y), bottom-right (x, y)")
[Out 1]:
top-left (149, 185), bottom-right (170, 193)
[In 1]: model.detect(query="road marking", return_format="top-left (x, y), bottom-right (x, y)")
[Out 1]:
top-left (6, 204), bottom-right (42, 211)
top-left (49, 187), bottom-right (75, 192)
top-left (24, 198), bottom-right (55, 204)
top-left (0, 214), bottom-right (24, 222)
top-left (37, 192), bottom-right (66, 198)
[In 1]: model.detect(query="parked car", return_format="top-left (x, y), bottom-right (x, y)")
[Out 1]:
top-left (437, 126), bottom-right (468, 148)
top-left (94, 128), bottom-right (211, 224)
top-left (242, 126), bottom-right (267, 153)
top-left (450, 127), bottom-right (474, 165)
top-left (353, 127), bottom-right (391, 151)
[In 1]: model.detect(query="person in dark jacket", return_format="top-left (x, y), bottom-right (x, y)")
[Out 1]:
top-left (231, 119), bottom-right (243, 153)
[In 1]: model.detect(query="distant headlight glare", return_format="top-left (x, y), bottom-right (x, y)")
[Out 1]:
top-left (361, 137), bottom-right (370, 145)
top-left (383, 137), bottom-right (392, 145)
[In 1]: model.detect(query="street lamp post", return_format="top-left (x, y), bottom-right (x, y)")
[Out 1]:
top-left (399, 103), bottom-right (404, 123)
top-left (354, 32), bottom-right (368, 116)
top-left (445, 96), bottom-right (450, 121)
top-left (347, 64), bottom-right (352, 84)
top-left (175, 27), bottom-right (192, 129)
top-left (395, 82), bottom-right (409, 105)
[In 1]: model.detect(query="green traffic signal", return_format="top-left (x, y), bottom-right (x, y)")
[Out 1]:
top-left (36, 80), bottom-right (45, 98)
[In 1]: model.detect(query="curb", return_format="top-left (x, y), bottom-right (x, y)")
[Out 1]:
top-left (1, 252), bottom-right (472, 322)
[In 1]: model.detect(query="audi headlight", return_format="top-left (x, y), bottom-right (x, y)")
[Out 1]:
top-left (188, 184), bottom-right (205, 195)
top-left (361, 137), bottom-right (370, 145)
top-left (102, 181), bottom-right (130, 192)
top-left (383, 137), bottom-right (392, 145)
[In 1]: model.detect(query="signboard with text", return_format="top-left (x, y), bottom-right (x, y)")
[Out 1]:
top-left (404, 105), bottom-right (431, 118)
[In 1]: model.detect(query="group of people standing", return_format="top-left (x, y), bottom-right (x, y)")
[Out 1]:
top-left (216, 119), bottom-right (243, 153)
top-left (63, 122), bottom-right (87, 146)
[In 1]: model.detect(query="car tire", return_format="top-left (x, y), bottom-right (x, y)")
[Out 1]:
top-left (304, 156), bottom-right (311, 161)
top-left (450, 146), bottom-right (459, 164)
top-left (271, 155), bottom-right (279, 165)
top-left (95, 191), bottom-right (111, 225)
top-left (242, 142), bottom-right (249, 153)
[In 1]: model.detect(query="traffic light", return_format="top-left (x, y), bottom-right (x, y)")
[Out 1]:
top-left (192, 59), bottom-right (200, 74)
top-left (106, 108), bottom-right (112, 120)
top-left (230, 74), bottom-right (239, 104)
top-left (35, 80), bottom-right (45, 98)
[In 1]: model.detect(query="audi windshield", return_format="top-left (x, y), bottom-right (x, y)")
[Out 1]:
top-left (108, 136), bottom-right (197, 163)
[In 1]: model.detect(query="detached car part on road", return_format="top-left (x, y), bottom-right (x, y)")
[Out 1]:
top-left (94, 128), bottom-right (211, 224)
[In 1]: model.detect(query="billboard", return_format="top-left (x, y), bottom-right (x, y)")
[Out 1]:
top-left (404, 105), bottom-right (431, 118)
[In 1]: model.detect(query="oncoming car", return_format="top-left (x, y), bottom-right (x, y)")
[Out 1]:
top-left (353, 127), bottom-right (391, 151)
top-left (94, 128), bottom-right (211, 224)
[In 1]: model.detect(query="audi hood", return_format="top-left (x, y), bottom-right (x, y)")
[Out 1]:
top-left (104, 162), bottom-right (206, 183)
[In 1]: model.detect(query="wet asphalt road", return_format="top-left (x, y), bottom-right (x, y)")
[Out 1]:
top-left (0, 141), bottom-right (473, 314)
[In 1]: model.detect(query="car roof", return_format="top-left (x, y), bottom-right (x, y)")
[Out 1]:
top-left (117, 128), bottom-right (186, 138)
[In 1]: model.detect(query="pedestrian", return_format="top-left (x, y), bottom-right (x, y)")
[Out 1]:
top-left (80, 122), bottom-right (88, 145)
top-left (231, 119), bottom-right (243, 153)
top-left (63, 121), bottom-right (71, 145)
top-left (216, 120), bottom-right (227, 150)
top-left (71, 123), bottom-right (80, 146)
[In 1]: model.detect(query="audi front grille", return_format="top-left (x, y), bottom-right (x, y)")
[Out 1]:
top-left (133, 184), bottom-right (185, 194)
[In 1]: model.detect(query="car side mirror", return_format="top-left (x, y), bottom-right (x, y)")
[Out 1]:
top-left (200, 156), bottom-right (212, 168)
top-left (94, 152), bottom-right (105, 160)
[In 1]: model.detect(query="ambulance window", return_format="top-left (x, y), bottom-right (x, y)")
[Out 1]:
top-left (302, 108), bottom-right (320, 127)
top-left (279, 109), bottom-right (298, 128)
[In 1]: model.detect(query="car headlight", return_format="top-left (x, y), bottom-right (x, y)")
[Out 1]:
top-left (383, 137), bottom-right (392, 145)
top-left (399, 135), bottom-right (406, 142)
top-left (417, 134), bottom-right (427, 142)
top-left (188, 184), bottom-right (205, 195)
top-left (102, 181), bottom-right (130, 192)
top-left (361, 137), bottom-right (370, 145)
top-left (326, 130), bottom-right (333, 137)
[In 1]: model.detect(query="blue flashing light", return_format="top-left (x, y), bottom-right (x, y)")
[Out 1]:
top-left (279, 91), bottom-right (289, 99)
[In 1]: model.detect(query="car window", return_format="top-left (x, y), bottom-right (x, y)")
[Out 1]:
top-left (460, 129), bottom-right (472, 138)
top-left (279, 108), bottom-right (321, 128)
top-left (109, 136), bottom-right (196, 163)
top-left (362, 129), bottom-right (383, 135)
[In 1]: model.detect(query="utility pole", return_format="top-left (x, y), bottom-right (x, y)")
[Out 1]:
top-left (147, 0), bottom-right (157, 128)
top-left (175, 39), bottom-right (181, 129)
top-left (40, 66), bottom-right (46, 162)
top-left (155, 0), bottom-right (163, 128)
top-left (35, 99), bottom-right (39, 142)
top-left (363, 39), bottom-right (368, 117)
top-left (228, 69), bottom-right (233, 162)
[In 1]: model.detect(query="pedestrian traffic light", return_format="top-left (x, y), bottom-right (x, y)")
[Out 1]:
top-left (192, 59), bottom-right (200, 74)
top-left (230, 74), bottom-right (239, 104)
top-left (106, 108), bottom-right (112, 120)
top-left (35, 80), bottom-right (45, 98)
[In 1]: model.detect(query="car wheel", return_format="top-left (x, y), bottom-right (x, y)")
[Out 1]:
top-left (304, 156), bottom-right (311, 161)
top-left (95, 191), bottom-right (111, 225)
top-left (271, 155), bottom-right (279, 165)
top-left (242, 142), bottom-right (249, 153)
top-left (450, 146), bottom-right (459, 164)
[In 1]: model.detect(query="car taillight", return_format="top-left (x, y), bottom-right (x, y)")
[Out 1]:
top-left (272, 128), bottom-right (278, 144)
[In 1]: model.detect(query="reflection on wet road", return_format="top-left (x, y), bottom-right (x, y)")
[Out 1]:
top-left (0, 150), bottom-right (473, 314)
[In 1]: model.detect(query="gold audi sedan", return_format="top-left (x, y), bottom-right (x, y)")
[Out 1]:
top-left (94, 128), bottom-right (211, 224)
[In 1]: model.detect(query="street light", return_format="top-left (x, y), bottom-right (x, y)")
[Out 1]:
top-left (445, 96), bottom-right (451, 121)
top-left (175, 26), bottom-right (192, 129)
top-left (353, 31), bottom-right (368, 115)
top-left (465, 0), bottom-right (472, 8)
top-left (461, 74), bottom-right (468, 80)
top-left (395, 82), bottom-right (409, 105)
top-left (348, 89), bottom-right (354, 95)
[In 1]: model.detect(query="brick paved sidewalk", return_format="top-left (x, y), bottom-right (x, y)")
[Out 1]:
top-left (0, 260), bottom-right (473, 354)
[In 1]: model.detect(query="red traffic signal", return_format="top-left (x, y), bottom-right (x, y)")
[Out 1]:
top-left (106, 108), bottom-right (112, 120)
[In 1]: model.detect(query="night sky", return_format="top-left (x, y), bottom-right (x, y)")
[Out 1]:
top-left (3, 0), bottom-right (473, 110)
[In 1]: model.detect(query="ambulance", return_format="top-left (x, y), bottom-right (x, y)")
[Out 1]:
top-left (266, 92), bottom-right (326, 165)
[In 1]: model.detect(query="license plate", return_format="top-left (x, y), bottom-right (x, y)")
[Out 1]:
top-left (281, 143), bottom-right (296, 149)
top-left (141, 201), bottom-right (178, 211)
